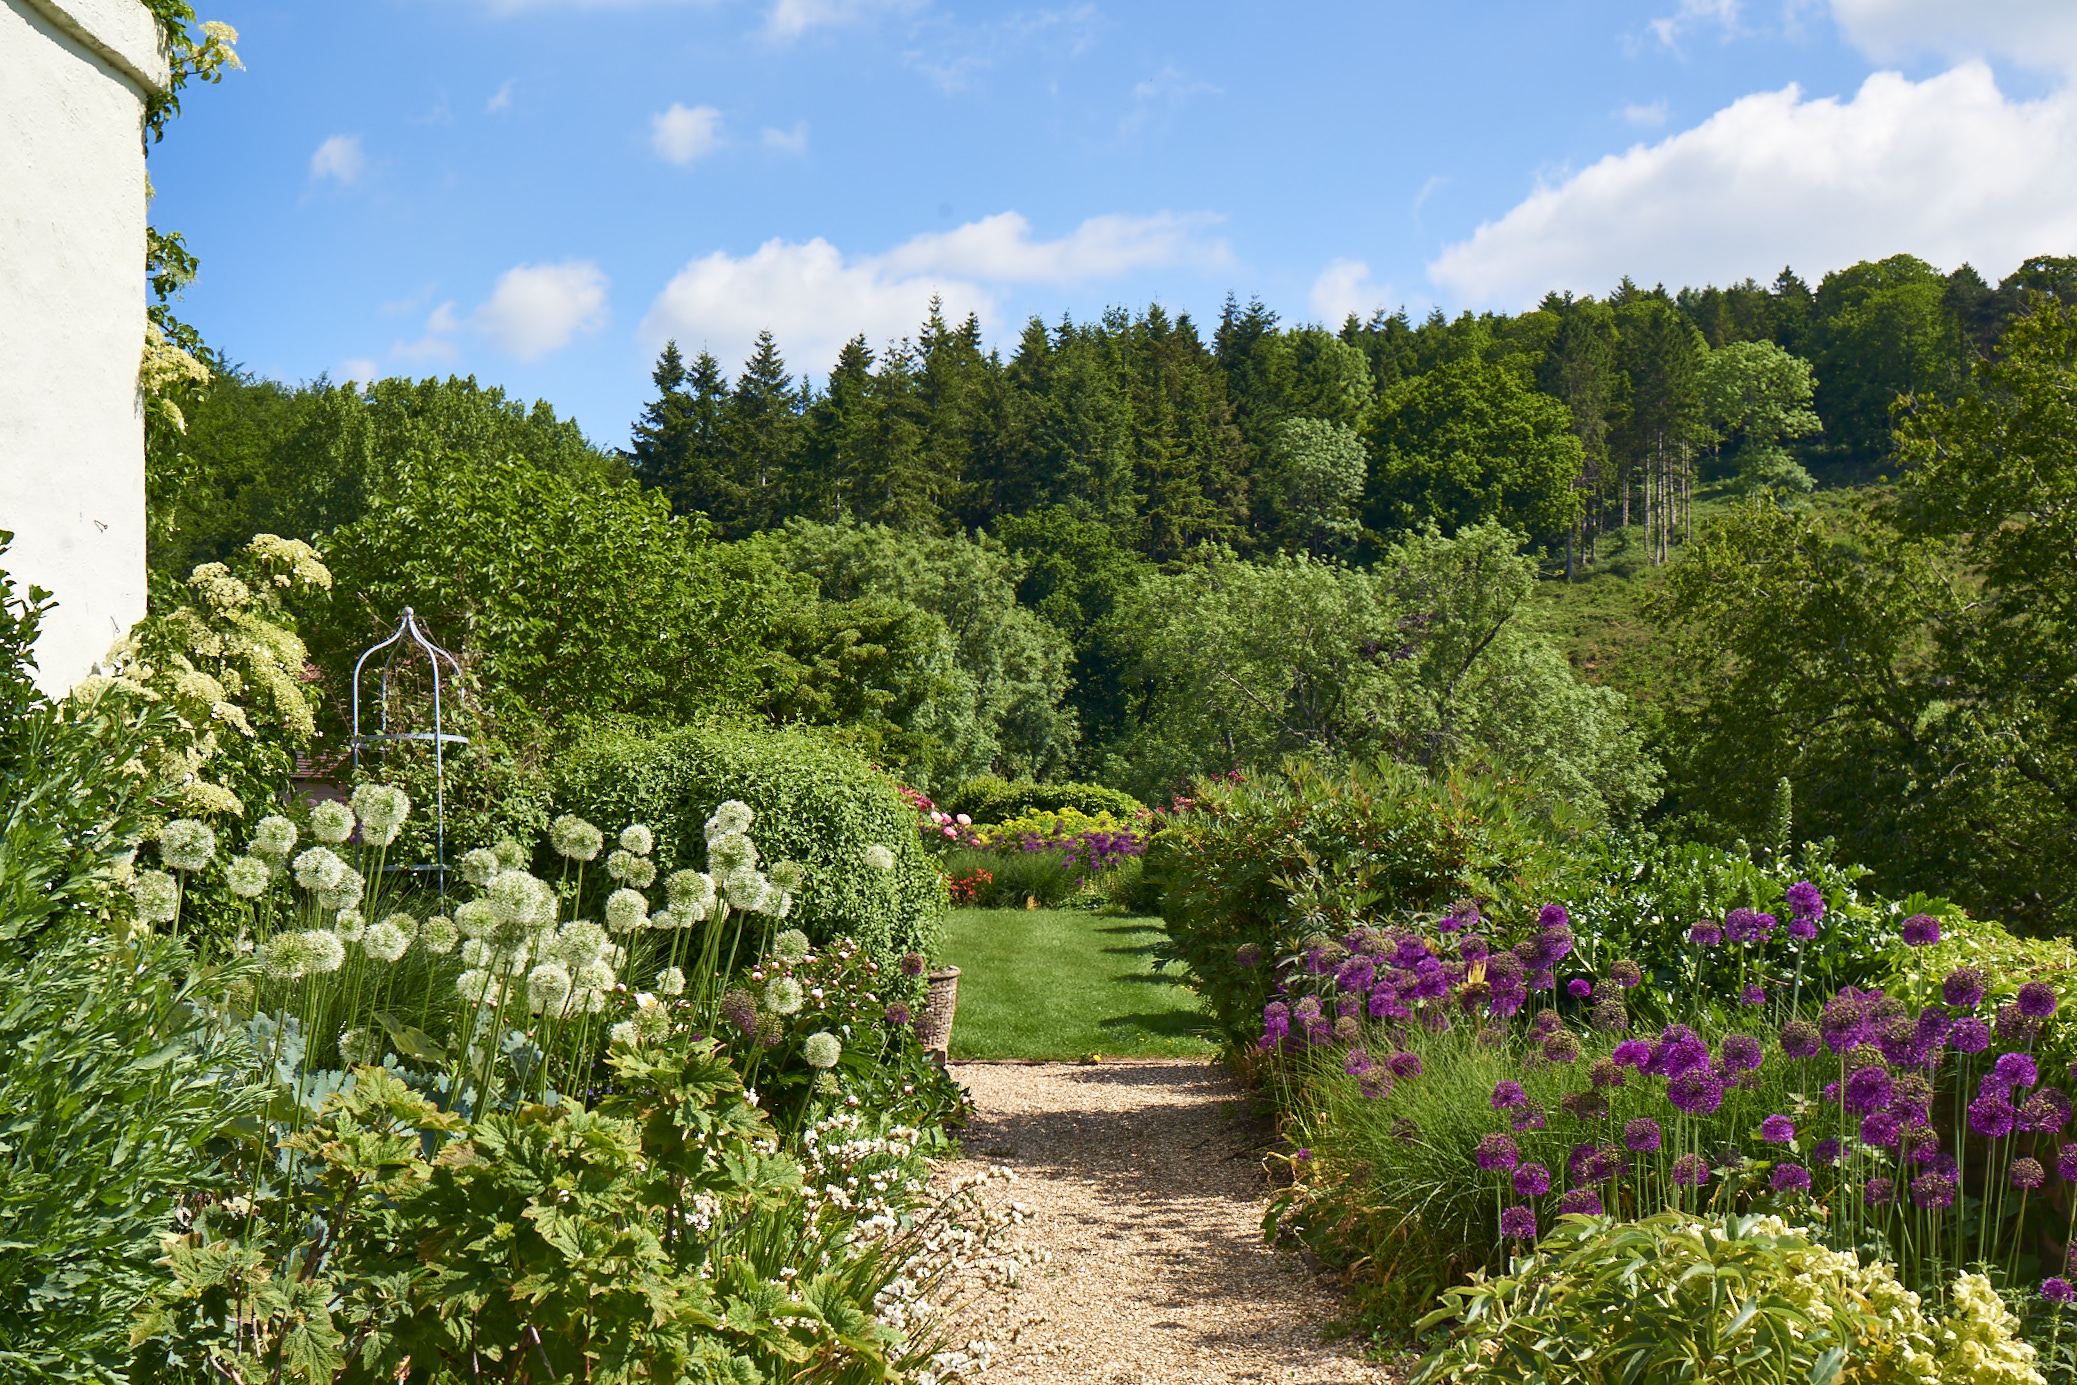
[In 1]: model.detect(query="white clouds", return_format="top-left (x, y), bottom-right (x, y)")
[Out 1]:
top-left (1430, 63), bottom-right (2077, 307)
top-left (476, 262), bottom-right (611, 359)
top-left (487, 79), bottom-right (515, 113)
top-left (641, 210), bottom-right (1226, 375)
top-left (651, 103), bottom-right (726, 166)
top-left (1622, 100), bottom-right (1670, 126)
top-left (309, 135), bottom-right (366, 185)
top-left (764, 0), bottom-right (922, 41)
top-left (1132, 63), bottom-right (1222, 103)
top-left (1310, 260), bottom-right (1387, 325)
top-left (1830, 0), bottom-right (2077, 74)
top-left (339, 359), bottom-right (381, 387)
top-left (761, 122), bottom-right (810, 154)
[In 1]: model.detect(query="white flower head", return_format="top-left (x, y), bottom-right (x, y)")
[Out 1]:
top-left (339, 1026), bottom-right (378, 1067)
top-left (705, 799), bottom-right (753, 842)
top-left (453, 898), bottom-right (496, 938)
top-left (363, 920), bottom-right (410, 963)
top-left (768, 859), bottom-right (807, 894)
top-left (460, 847), bottom-right (500, 888)
top-left (491, 837), bottom-right (526, 871)
top-left (252, 814), bottom-right (298, 857)
top-left (656, 966), bottom-right (686, 996)
top-left (293, 846), bottom-right (347, 892)
top-left (225, 854), bottom-right (272, 899)
top-left (384, 911), bottom-right (420, 940)
top-left (772, 891), bottom-right (794, 920)
top-left (301, 928), bottom-right (346, 974)
top-left (318, 867), bottom-right (364, 914)
top-left (765, 975), bottom-right (804, 1016)
top-left (495, 941), bottom-right (533, 976)
top-left (349, 783), bottom-right (410, 836)
top-left (622, 853), bottom-right (657, 888)
top-left (724, 869), bottom-right (771, 913)
top-left (634, 1004), bottom-right (669, 1043)
top-left (158, 819), bottom-right (217, 872)
top-left (489, 869), bottom-right (545, 926)
top-left (549, 814), bottom-right (603, 862)
top-left (609, 1019), bottom-right (640, 1047)
top-left (666, 869), bottom-right (715, 914)
top-left (607, 943), bottom-right (627, 970)
top-left (421, 915), bottom-right (459, 954)
top-left (131, 869), bottom-right (180, 924)
top-left (309, 799), bottom-right (356, 845)
top-left (460, 936), bottom-right (492, 969)
top-left (803, 1031), bottom-right (841, 1069)
top-left (553, 919), bottom-right (609, 968)
top-left (773, 928), bottom-right (810, 962)
top-left (575, 958), bottom-right (616, 991)
top-left (455, 968), bottom-right (495, 1004)
top-left (334, 908), bottom-right (366, 942)
top-left (864, 843), bottom-right (895, 872)
top-left (619, 824), bottom-right (654, 857)
top-left (528, 962), bottom-right (573, 1016)
top-left (605, 888), bottom-right (648, 933)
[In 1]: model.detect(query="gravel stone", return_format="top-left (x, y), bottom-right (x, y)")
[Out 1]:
top-left (945, 1059), bottom-right (1388, 1383)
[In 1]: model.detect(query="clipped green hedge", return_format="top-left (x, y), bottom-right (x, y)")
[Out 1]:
top-left (945, 775), bottom-right (1144, 826)
top-left (553, 718), bottom-right (946, 965)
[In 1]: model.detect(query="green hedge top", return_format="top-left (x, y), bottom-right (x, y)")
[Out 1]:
top-left (945, 775), bottom-right (1145, 826)
top-left (553, 718), bottom-right (946, 966)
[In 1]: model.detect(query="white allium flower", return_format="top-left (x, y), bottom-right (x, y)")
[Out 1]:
top-left (158, 819), bottom-right (217, 872)
top-left (225, 854), bottom-right (272, 899)
top-left (619, 824), bottom-right (654, 856)
top-left (575, 987), bottom-right (608, 1013)
top-left (549, 814), bottom-right (603, 862)
top-left (489, 870), bottom-right (544, 926)
top-left (607, 943), bottom-right (627, 970)
top-left (634, 1005), bottom-right (669, 1043)
top-left (773, 928), bottom-right (811, 961)
top-left (605, 888), bottom-right (648, 932)
top-left (863, 844), bottom-right (895, 872)
top-left (621, 854), bottom-right (656, 888)
top-left (339, 1026), bottom-right (377, 1067)
top-left (666, 869), bottom-right (716, 914)
top-left (302, 928), bottom-right (346, 974)
top-left (318, 867), bottom-right (364, 914)
top-left (657, 966), bottom-right (686, 996)
top-left (334, 909), bottom-right (366, 942)
top-left (765, 975), bottom-right (804, 1016)
top-left (383, 911), bottom-right (420, 940)
top-left (772, 891), bottom-right (795, 920)
top-left (491, 837), bottom-right (526, 871)
top-left (725, 870), bottom-right (771, 913)
top-left (421, 915), bottom-right (458, 954)
top-left (553, 919), bottom-right (609, 968)
top-left (309, 799), bottom-right (356, 845)
top-left (605, 849), bottom-right (636, 883)
top-left (460, 937), bottom-right (492, 969)
top-left (575, 958), bottom-right (616, 991)
top-left (363, 920), bottom-right (410, 963)
top-left (609, 1019), bottom-right (640, 1047)
top-left (705, 800), bottom-right (753, 842)
top-left (293, 846), bottom-right (347, 892)
top-left (131, 870), bottom-right (180, 924)
top-left (455, 968), bottom-right (494, 1004)
top-left (252, 814), bottom-right (298, 858)
top-left (349, 783), bottom-right (410, 835)
top-left (260, 931), bottom-right (308, 981)
top-left (708, 831), bottom-right (757, 876)
top-left (528, 962), bottom-right (572, 1016)
top-left (459, 848), bottom-right (500, 887)
top-left (453, 898), bottom-right (496, 938)
top-left (494, 942), bottom-right (531, 976)
top-left (768, 859), bottom-right (807, 893)
top-left (360, 818), bottom-right (401, 848)
top-left (803, 1031), bottom-right (841, 1069)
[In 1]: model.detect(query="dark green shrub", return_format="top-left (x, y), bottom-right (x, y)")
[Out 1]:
top-left (943, 846), bottom-right (1079, 909)
top-left (1097, 855), bottom-right (1165, 915)
top-left (552, 717), bottom-right (946, 964)
top-left (945, 775), bottom-right (1144, 826)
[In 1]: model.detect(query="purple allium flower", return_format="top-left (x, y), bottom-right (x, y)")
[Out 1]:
top-left (1235, 942), bottom-right (1264, 968)
top-left (1740, 984), bottom-right (1767, 1007)
top-left (1292, 1147), bottom-right (1313, 1164)
top-left (1459, 936), bottom-right (1490, 963)
top-left (1859, 1112), bottom-right (1903, 1147)
top-left (885, 1002), bottom-right (911, 1028)
top-left (1950, 1017), bottom-right (1991, 1053)
top-left (1761, 1115), bottom-right (1796, 1143)
top-left (1812, 1137), bottom-right (1842, 1166)
top-left (1542, 1031), bottom-right (1582, 1063)
top-left (900, 951), bottom-right (928, 977)
top-left (1779, 1019), bottom-right (1822, 1059)
top-left (1611, 1039), bottom-right (1652, 1069)
top-left (1387, 1050), bottom-right (1423, 1079)
top-left (1772, 1163), bottom-right (1812, 1193)
top-left (1788, 917), bottom-right (1818, 941)
top-left (1475, 1133), bottom-right (1521, 1173)
top-left (1359, 1071), bottom-right (1394, 1100)
top-left (1500, 1204), bottom-right (1538, 1241)
top-left (1656, 1027), bottom-right (1712, 1079)
top-left (1344, 1048), bottom-right (1374, 1077)
top-left (2045, 1278), bottom-right (2076, 1305)
top-left (1997, 1004), bottom-right (2045, 1047)
top-left (1844, 1066), bottom-right (1894, 1115)
top-left (1912, 1172), bottom-right (1957, 1210)
top-left (1560, 1090), bottom-right (1612, 1122)
top-left (1262, 1001), bottom-right (1291, 1040)
top-left (1513, 1162), bottom-right (1551, 1197)
top-left (1753, 912), bottom-right (1778, 939)
top-left (720, 987), bottom-right (758, 1035)
top-left (1671, 1153), bottom-right (1710, 1187)
top-left (1589, 1057), bottom-right (1625, 1090)
top-left (1996, 1052), bottom-right (2041, 1090)
top-left (1623, 1117), bottom-right (1663, 1153)
top-left (1969, 1095), bottom-right (2019, 1138)
top-left (1491, 1080), bottom-right (1528, 1111)
top-left (1565, 1142), bottom-right (1601, 1183)
top-left (1610, 959), bottom-right (1643, 989)
top-left (1721, 1035), bottom-right (1763, 1074)
top-left (2019, 983), bottom-right (2060, 1019)
top-left (1942, 968), bottom-right (1986, 1009)
top-left (1511, 1102), bottom-right (1548, 1132)
top-left (2012, 1158), bottom-right (2048, 1190)
top-left (1591, 999), bottom-right (1630, 1034)
top-left (1559, 1187), bottom-right (1603, 1216)
top-left (1528, 970), bottom-right (1556, 993)
top-left (1531, 1007), bottom-right (1563, 1037)
top-left (1823, 1081), bottom-right (1840, 1103)
top-left (2059, 1144), bottom-right (2077, 1182)
top-left (1864, 1177), bottom-right (1897, 1206)
top-left (1393, 937), bottom-right (1430, 969)
top-left (1539, 904), bottom-right (1570, 931)
top-left (1567, 978), bottom-right (1593, 1000)
top-left (1902, 1126), bottom-right (1943, 1164)
top-left (1689, 921), bottom-right (1723, 947)
top-left (1724, 908), bottom-right (1761, 944)
top-left (1900, 914), bottom-right (1941, 947)
top-left (1786, 881), bottom-right (1824, 921)
top-left (1486, 952), bottom-right (1524, 984)
top-left (1670, 1068), bottom-right (1726, 1116)
top-left (1336, 957), bottom-right (1377, 993)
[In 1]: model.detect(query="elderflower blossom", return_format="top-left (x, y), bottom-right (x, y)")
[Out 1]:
top-left (224, 854), bottom-right (272, 898)
top-left (309, 799), bottom-right (355, 845)
top-left (158, 819), bottom-right (217, 872)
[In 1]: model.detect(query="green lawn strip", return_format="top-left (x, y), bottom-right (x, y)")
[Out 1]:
top-left (938, 907), bottom-right (1213, 1060)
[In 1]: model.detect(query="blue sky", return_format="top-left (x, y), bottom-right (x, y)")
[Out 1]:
top-left (147, 0), bottom-right (2077, 448)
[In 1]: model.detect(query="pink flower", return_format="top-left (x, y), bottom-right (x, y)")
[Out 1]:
top-left (956, 813), bottom-right (972, 826)
top-left (942, 826), bottom-right (957, 837)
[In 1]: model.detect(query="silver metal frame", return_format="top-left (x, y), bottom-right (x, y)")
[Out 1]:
top-left (350, 607), bottom-right (468, 892)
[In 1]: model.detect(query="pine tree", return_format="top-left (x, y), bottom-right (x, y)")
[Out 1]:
top-left (629, 341), bottom-right (741, 524)
top-left (723, 330), bottom-right (803, 532)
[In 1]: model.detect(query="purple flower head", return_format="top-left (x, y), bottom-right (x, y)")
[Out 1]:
top-left (1459, 936), bottom-right (1490, 963)
top-left (1720, 1034), bottom-right (1763, 1074)
top-left (2019, 982), bottom-right (2060, 1020)
top-left (1772, 1163), bottom-right (1813, 1193)
top-left (1336, 957), bottom-right (1377, 993)
top-left (1486, 952), bottom-right (1524, 986)
top-left (1741, 984), bottom-right (1768, 1007)
top-left (2058, 1144), bottom-right (2077, 1182)
top-left (1997, 1004), bottom-right (2045, 1047)
top-left (1915, 1008), bottom-right (1953, 1048)
top-left (1489, 986), bottom-right (1527, 1019)
top-left (1812, 1137), bottom-right (1843, 1166)
top-left (2044, 1278), bottom-right (2076, 1305)
top-left (1292, 1147), bottom-right (1313, 1164)
top-left (1591, 999), bottom-right (1630, 1034)
top-left (1386, 1050), bottom-right (1423, 1079)
top-left (1611, 1039), bottom-right (1652, 1069)
top-left (1996, 1052), bottom-right (2041, 1090)
top-left (1823, 1081), bottom-right (1841, 1102)
top-left (1786, 881), bottom-right (1825, 922)
top-left (1864, 1177), bottom-right (1897, 1207)
top-left (1512, 1162), bottom-right (1552, 1197)
top-left (1655, 1027), bottom-right (1712, 1079)
top-left (1903, 1126), bottom-right (1944, 1164)
top-left (1943, 968), bottom-right (1986, 1009)
top-left (1725, 908), bottom-right (1762, 944)
top-left (900, 951), bottom-right (927, 977)
top-left (885, 1001), bottom-right (911, 1028)
top-left (2012, 1157), bottom-right (2048, 1190)
top-left (1235, 942), bottom-right (1264, 968)
top-left (1901, 914), bottom-right (1941, 947)
top-left (1475, 1133), bottom-right (1521, 1173)
top-left (1360, 1070), bottom-right (1395, 1100)
top-left (1860, 1112), bottom-right (1903, 1148)
top-left (1969, 1094), bottom-right (2018, 1139)
top-left (1393, 937), bottom-right (1431, 969)
top-left (1491, 1080), bottom-right (1528, 1111)
top-left (1623, 1117), bottom-right (1663, 1153)
top-left (1539, 904), bottom-right (1570, 931)
top-left (1670, 1068), bottom-right (1726, 1117)
top-left (1558, 1187), bottom-right (1603, 1216)
top-left (1500, 1204), bottom-right (1538, 1241)
top-left (1779, 1019), bottom-right (1822, 1059)
top-left (1761, 1115), bottom-right (1796, 1144)
top-left (1950, 1017), bottom-right (1991, 1053)
top-left (1912, 1172), bottom-right (1958, 1210)
top-left (1344, 1048), bottom-right (1375, 1077)
top-left (1689, 921), bottom-right (1723, 948)
top-left (1542, 1031), bottom-right (1582, 1064)
top-left (1672, 1153), bottom-right (1710, 1187)
top-left (1844, 1066), bottom-right (1894, 1115)
top-left (1610, 959), bottom-right (1643, 989)
top-left (1567, 978), bottom-right (1593, 1000)
top-left (1589, 1057), bottom-right (1625, 1090)
top-left (1293, 996), bottom-right (1323, 1021)
top-left (1532, 1007), bottom-right (1564, 1037)
top-left (1528, 970), bottom-right (1556, 993)
top-left (1511, 1102), bottom-right (1548, 1132)
top-left (1566, 1142), bottom-right (1599, 1182)
top-left (1753, 912), bottom-right (1778, 939)
top-left (1788, 918), bottom-right (1819, 941)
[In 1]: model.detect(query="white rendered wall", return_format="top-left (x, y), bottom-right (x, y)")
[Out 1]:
top-left (0, 0), bottom-right (166, 696)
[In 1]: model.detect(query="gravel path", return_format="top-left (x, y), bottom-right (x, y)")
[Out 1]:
top-left (947, 1059), bottom-right (1388, 1385)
